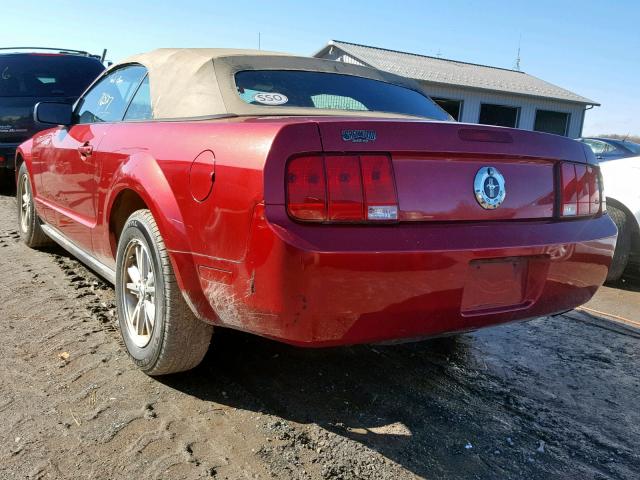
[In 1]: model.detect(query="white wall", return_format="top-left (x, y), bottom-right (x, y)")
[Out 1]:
top-left (418, 83), bottom-right (586, 138)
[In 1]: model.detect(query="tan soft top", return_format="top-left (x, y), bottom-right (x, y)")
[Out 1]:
top-left (114, 48), bottom-right (432, 119)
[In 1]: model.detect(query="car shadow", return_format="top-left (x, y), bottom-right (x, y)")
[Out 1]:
top-left (605, 264), bottom-right (640, 293)
top-left (0, 174), bottom-right (16, 197)
top-left (158, 328), bottom-right (514, 478)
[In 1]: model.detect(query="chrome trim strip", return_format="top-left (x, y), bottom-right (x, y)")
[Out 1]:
top-left (41, 224), bottom-right (116, 284)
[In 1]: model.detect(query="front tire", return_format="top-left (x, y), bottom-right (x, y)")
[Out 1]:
top-left (115, 209), bottom-right (213, 375)
top-left (606, 205), bottom-right (631, 282)
top-left (16, 163), bottom-right (51, 248)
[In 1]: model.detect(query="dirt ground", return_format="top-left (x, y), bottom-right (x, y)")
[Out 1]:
top-left (1, 191), bottom-right (640, 480)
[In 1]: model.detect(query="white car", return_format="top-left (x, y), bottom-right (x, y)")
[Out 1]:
top-left (599, 156), bottom-right (640, 281)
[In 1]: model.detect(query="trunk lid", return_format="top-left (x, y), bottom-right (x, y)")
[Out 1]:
top-left (316, 119), bottom-right (589, 221)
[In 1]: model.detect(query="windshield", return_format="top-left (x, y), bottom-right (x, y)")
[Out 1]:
top-left (235, 70), bottom-right (450, 120)
top-left (0, 54), bottom-right (104, 97)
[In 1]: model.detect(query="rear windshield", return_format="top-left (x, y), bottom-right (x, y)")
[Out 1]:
top-left (0, 54), bottom-right (104, 97)
top-left (235, 70), bottom-right (450, 120)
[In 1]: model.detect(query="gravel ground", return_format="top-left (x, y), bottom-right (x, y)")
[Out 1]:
top-left (1, 191), bottom-right (639, 480)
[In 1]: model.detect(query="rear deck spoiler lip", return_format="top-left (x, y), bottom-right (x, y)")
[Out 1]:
top-left (458, 127), bottom-right (514, 144)
top-left (312, 119), bottom-right (593, 164)
top-left (238, 115), bottom-right (590, 164)
top-left (0, 47), bottom-right (102, 59)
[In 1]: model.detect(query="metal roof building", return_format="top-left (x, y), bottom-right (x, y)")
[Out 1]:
top-left (314, 40), bottom-right (598, 138)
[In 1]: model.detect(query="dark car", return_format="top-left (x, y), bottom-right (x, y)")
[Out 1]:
top-left (579, 137), bottom-right (640, 162)
top-left (0, 48), bottom-right (105, 179)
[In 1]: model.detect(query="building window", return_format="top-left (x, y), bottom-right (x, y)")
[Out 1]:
top-left (432, 98), bottom-right (463, 121)
top-left (534, 110), bottom-right (570, 136)
top-left (479, 104), bottom-right (520, 128)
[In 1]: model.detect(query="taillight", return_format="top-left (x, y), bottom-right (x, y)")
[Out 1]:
top-left (286, 155), bottom-right (327, 221)
top-left (560, 162), bottom-right (602, 218)
top-left (286, 154), bottom-right (398, 223)
top-left (326, 155), bottom-right (364, 221)
top-left (587, 166), bottom-right (600, 215)
top-left (361, 155), bottom-right (399, 221)
top-left (560, 163), bottom-right (578, 216)
top-left (599, 170), bottom-right (607, 213)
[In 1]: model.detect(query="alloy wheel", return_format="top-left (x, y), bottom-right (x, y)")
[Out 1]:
top-left (20, 175), bottom-right (32, 234)
top-left (121, 239), bottom-right (157, 347)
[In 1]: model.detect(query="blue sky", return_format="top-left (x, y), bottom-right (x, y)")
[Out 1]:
top-left (3, 0), bottom-right (638, 135)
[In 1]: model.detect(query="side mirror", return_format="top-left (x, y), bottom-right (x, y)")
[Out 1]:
top-left (34, 102), bottom-right (73, 126)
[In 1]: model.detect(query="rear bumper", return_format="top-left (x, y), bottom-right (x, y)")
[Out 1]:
top-left (177, 207), bottom-right (617, 346)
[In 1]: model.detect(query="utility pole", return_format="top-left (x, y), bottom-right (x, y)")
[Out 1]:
top-left (514, 34), bottom-right (522, 71)
top-left (258, 32), bottom-right (261, 51)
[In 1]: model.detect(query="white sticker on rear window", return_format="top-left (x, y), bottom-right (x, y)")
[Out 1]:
top-left (253, 92), bottom-right (288, 105)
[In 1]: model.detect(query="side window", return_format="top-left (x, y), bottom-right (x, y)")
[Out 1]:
top-left (123, 76), bottom-right (152, 121)
top-left (75, 65), bottom-right (147, 124)
top-left (604, 143), bottom-right (618, 155)
top-left (583, 139), bottom-right (607, 155)
top-left (597, 142), bottom-right (615, 156)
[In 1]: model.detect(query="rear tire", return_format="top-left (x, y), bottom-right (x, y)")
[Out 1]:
top-left (606, 205), bottom-right (631, 282)
top-left (115, 209), bottom-right (213, 375)
top-left (16, 163), bottom-right (51, 248)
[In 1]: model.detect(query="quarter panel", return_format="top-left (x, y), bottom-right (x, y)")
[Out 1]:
top-left (94, 119), bottom-right (288, 310)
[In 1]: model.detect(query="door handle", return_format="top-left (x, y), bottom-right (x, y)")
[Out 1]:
top-left (78, 143), bottom-right (93, 157)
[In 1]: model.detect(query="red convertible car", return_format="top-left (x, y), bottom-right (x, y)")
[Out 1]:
top-left (16, 49), bottom-right (616, 375)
